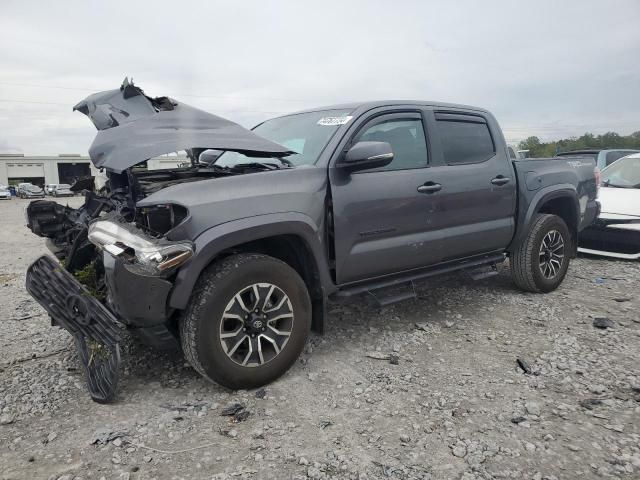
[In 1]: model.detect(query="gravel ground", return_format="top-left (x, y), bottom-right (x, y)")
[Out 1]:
top-left (1, 197), bottom-right (639, 480)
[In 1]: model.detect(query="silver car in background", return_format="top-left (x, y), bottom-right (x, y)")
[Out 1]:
top-left (0, 185), bottom-right (11, 200)
top-left (18, 184), bottom-right (45, 199)
top-left (52, 184), bottom-right (74, 197)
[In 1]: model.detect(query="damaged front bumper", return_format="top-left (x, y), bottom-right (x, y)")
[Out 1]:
top-left (102, 252), bottom-right (174, 327)
top-left (87, 217), bottom-right (194, 334)
top-left (26, 256), bottom-right (121, 403)
top-left (25, 214), bottom-right (194, 402)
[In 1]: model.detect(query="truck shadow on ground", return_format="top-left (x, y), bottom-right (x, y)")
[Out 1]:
top-left (326, 267), bottom-right (521, 324)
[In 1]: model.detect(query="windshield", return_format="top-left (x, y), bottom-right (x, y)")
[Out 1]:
top-left (58, 184), bottom-right (71, 189)
top-left (27, 185), bottom-right (41, 191)
top-left (214, 109), bottom-right (353, 167)
top-left (601, 155), bottom-right (640, 188)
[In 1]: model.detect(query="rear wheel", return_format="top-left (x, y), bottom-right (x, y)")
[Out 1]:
top-left (180, 253), bottom-right (311, 390)
top-left (511, 214), bottom-right (571, 293)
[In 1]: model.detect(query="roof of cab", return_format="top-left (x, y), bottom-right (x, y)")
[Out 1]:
top-left (282, 100), bottom-right (489, 117)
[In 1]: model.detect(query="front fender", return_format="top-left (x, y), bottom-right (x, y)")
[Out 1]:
top-left (168, 212), bottom-right (334, 309)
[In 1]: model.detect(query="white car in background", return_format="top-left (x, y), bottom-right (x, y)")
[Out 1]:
top-left (51, 183), bottom-right (74, 197)
top-left (578, 153), bottom-right (640, 259)
top-left (0, 185), bottom-right (11, 200)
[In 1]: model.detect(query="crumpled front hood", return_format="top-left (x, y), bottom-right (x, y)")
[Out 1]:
top-left (74, 78), bottom-right (292, 173)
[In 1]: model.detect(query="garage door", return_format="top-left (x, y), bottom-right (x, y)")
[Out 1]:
top-left (57, 162), bottom-right (91, 184)
top-left (7, 163), bottom-right (45, 178)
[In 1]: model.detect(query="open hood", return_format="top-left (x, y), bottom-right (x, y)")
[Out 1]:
top-left (74, 78), bottom-right (293, 173)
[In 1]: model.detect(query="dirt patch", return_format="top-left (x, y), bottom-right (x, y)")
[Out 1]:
top-left (0, 273), bottom-right (16, 284)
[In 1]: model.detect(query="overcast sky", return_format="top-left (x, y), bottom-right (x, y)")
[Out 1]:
top-left (1, 0), bottom-right (639, 154)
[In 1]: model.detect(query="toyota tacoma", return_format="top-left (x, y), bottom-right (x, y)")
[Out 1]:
top-left (25, 79), bottom-right (600, 402)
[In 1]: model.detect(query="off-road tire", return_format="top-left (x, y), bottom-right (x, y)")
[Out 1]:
top-left (180, 253), bottom-right (311, 390)
top-left (511, 214), bottom-right (571, 293)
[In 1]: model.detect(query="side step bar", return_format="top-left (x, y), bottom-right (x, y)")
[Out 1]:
top-left (369, 287), bottom-right (417, 308)
top-left (464, 263), bottom-right (499, 281)
top-left (333, 253), bottom-right (505, 305)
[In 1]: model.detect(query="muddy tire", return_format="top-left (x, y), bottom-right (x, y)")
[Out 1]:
top-left (180, 253), bottom-right (311, 390)
top-left (511, 214), bottom-right (571, 293)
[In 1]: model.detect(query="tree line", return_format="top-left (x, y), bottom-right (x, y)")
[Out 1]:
top-left (517, 131), bottom-right (640, 158)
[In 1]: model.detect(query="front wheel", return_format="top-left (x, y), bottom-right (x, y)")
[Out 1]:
top-left (510, 214), bottom-right (571, 293)
top-left (180, 253), bottom-right (311, 390)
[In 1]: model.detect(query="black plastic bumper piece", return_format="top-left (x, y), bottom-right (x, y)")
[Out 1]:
top-left (102, 253), bottom-right (173, 327)
top-left (25, 255), bottom-right (121, 403)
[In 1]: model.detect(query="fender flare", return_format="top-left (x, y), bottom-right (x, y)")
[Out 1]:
top-left (168, 212), bottom-right (335, 310)
top-left (508, 184), bottom-right (580, 251)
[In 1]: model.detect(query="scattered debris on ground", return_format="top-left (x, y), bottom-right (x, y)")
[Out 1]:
top-left (593, 316), bottom-right (615, 329)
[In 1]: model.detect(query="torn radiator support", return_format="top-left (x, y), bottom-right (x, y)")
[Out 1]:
top-left (26, 200), bottom-right (77, 239)
top-left (26, 192), bottom-right (120, 268)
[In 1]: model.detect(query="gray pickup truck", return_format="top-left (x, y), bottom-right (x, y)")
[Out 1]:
top-left (25, 80), bottom-right (599, 402)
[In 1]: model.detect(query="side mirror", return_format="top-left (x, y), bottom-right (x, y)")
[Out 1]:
top-left (199, 149), bottom-right (223, 165)
top-left (337, 141), bottom-right (394, 172)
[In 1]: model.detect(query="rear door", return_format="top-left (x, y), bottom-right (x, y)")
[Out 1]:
top-left (420, 110), bottom-right (516, 261)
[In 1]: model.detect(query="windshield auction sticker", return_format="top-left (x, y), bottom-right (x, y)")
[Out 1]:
top-left (317, 116), bottom-right (353, 126)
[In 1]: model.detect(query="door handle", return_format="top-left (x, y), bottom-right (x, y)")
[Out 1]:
top-left (491, 176), bottom-right (510, 186)
top-left (417, 182), bottom-right (442, 194)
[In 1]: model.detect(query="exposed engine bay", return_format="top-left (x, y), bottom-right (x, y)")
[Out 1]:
top-left (25, 77), bottom-right (294, 334)
top-left (21, 77), bottom-right (299, 402)
top-left (27, 161), bottom-right (280, 277)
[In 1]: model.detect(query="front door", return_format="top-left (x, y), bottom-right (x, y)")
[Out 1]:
top-left (329, 111), bottom-right (441, 284)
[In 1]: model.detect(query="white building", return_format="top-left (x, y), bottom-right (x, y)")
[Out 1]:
top-left (0, 154), bottom-right (99, 187)
top-left (0, 153), bottom-right (189, 188)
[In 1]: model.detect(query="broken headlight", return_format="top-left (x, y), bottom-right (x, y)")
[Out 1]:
top-left (88, 219), bottom-right (193, 275)
top-left (136, 203), bottom-right (188, 237)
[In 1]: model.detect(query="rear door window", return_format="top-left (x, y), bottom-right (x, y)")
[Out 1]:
top-left (435, 115), bottom-right (495, 165)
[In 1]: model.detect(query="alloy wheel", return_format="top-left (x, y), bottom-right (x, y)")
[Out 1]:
top-left (219, 283), bottom-right (294, 367)
top-left (538, 229), bottom-right (565, 279)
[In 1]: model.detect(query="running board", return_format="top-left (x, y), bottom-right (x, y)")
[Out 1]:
top-left (464, 263), bottom-right (499, 280)
top-left (369, 287), bottom-right (417, 308)
top-left (333, 252), bottom-right (506, 299)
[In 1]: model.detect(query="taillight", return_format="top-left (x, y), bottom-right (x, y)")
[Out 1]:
top-left (594, 166), bottom-right (601, 196)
